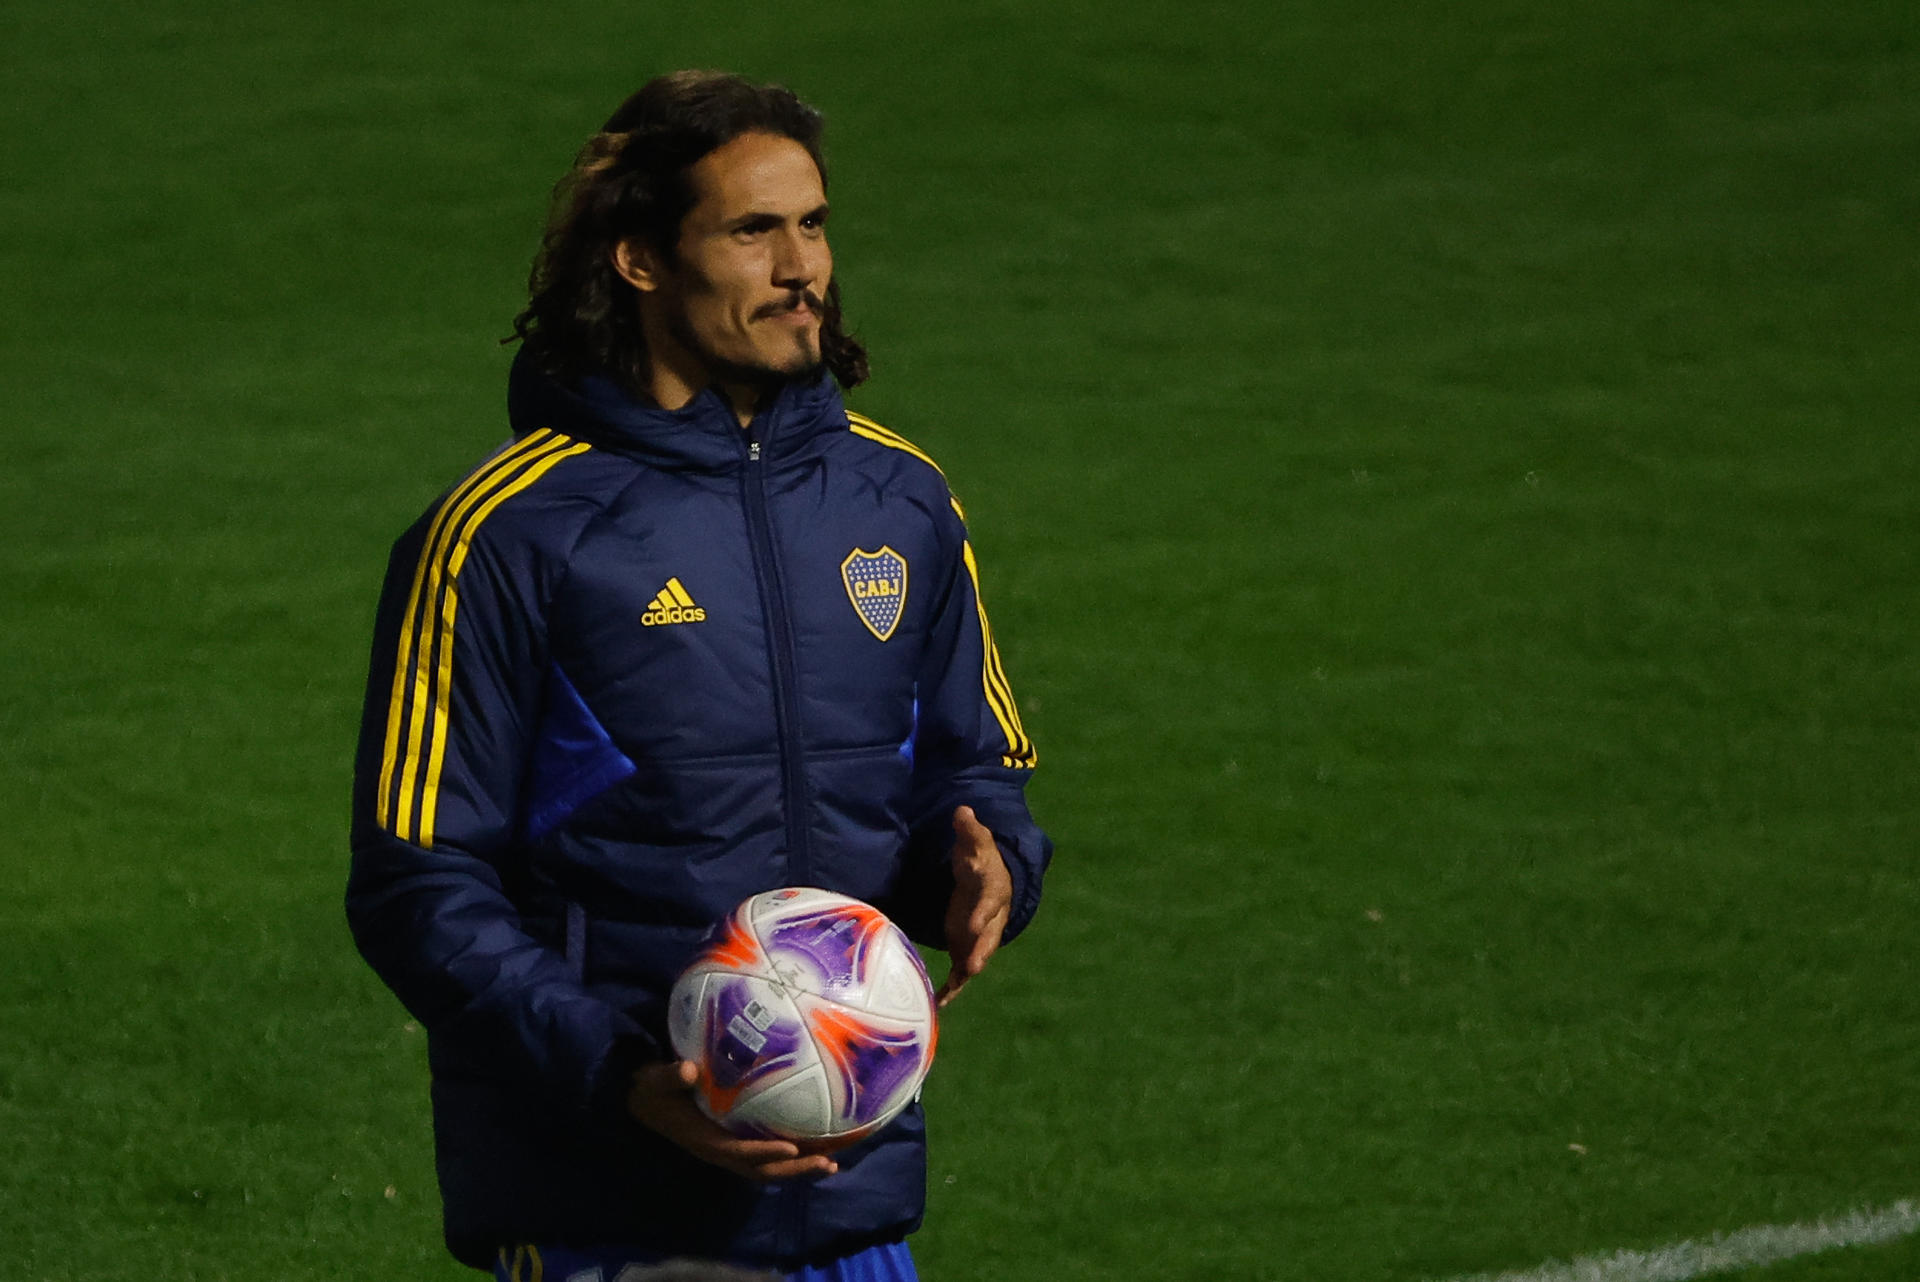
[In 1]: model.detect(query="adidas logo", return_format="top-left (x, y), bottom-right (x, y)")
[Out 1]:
top-left (641, 577), bottom-right (707, 626)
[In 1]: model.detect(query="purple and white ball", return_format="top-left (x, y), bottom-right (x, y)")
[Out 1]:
top-left (667, 888), bottom-right (939, 1150)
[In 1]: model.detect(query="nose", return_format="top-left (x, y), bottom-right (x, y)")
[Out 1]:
top-left (772, 226), bottom-right (828, 293)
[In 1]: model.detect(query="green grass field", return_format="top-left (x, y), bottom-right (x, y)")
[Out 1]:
top-left (4, 2), bottom-right (1916, 1279)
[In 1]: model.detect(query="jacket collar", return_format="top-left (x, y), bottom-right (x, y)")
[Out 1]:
top-left (506, 346), bottom-right (846, 472)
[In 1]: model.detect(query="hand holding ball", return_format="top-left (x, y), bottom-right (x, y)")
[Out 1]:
top-left (667, 889), bottom-right (938, 1151)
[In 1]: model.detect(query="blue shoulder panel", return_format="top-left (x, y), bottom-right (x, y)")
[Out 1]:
top-left (524, 662), bottom-right (637, 841)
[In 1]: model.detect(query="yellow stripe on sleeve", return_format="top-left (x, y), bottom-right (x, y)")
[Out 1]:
top-left (377, 431), bottom-right (557, 831)
top-left (414, 439), bottom-right (591, 847)
top-left (961, 539), bottom-right (1036, 769)
top-left (376, 431), bottom-right (591, 843)
top-left (847, 411), bottom-right (973, 527)
top-left (503, 1245), bottom-right (542, 1282)
top-left (393, 434), bottom-right (578, 840)
top-left (847, 411), bottom-right (947, 478)
top-left (846, 411), bottom-right (1030, 767)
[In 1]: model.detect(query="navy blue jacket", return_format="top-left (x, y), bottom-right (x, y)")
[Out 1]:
top-left (347, 352), bottom-right (1050, 1269)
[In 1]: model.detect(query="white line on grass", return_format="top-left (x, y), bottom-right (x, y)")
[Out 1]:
top-left (1440, 1200), bottom-right (1920, 1282)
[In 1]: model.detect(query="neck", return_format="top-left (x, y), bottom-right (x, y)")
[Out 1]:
top-left (638, 312), bottom-right (766, 429)
top-left (643, 366), bottom-right (764, 429)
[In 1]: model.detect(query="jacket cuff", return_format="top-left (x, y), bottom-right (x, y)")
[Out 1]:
top-left (995, 829), bottom-right (1048, 944)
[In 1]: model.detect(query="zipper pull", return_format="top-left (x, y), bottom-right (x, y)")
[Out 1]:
top-left (748, 440), bottom-right (762, 463)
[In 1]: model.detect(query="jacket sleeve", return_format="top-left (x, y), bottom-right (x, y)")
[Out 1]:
top-left (346, 504), bottom-right (649, 1119)
top-left (892, 493), bottom-right (1053, 946)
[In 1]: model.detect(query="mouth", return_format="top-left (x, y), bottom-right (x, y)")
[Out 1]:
top-left (758, 294), bottom-right (823, 325)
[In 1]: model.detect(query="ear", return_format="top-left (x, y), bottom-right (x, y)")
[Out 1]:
top-left (612, 238), bottom-right (666, 292)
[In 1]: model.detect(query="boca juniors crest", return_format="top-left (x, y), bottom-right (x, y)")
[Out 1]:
top-left (841, 546), bottom-right (908, 641)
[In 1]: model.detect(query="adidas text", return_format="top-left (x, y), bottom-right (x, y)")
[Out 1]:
top-left (642, 605), bottom-right (706, 626)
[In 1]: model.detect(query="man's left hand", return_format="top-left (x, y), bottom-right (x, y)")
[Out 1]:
top-left (939, 805), bottom-right (1012, 1008)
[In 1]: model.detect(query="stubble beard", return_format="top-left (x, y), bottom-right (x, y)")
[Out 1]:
top-left (667, 299), bottom-right (825, 397)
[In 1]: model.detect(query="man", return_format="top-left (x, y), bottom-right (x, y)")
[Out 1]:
top-left (347, 71), bottom-right (1051, 1282)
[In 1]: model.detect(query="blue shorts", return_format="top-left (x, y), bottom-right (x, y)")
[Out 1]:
top-left (493, 1239), bottom-right (918, 1282)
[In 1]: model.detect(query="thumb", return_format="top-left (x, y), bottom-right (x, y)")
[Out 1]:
top-left (626, 1058), bottom-right (702, 1128)
top-left (635, 1059), bottom-right (699, 1092)
top-left (952, 805), bottom-right (993, 846)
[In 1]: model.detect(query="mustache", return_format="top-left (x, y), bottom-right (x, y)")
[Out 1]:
top-left (755, 290), bottom-right (827, 320)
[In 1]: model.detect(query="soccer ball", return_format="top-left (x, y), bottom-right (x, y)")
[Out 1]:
top-left (667, 888), bottom-right (938, 1150)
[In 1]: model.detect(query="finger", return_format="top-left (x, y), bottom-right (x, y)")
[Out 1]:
top-left (967, 890), bottom-right (1012, 933)
top-left (965, 888), bottom-right (1010, 950)
top-left (937, 954), bottom-right (981, 1007)
top-left (936, 968), bottom-right (965, 1007)
top-left (703, 1137), bottom-right (836, 1182)
top-left (937, 973), bottom-right (973, 1007)
top-left (673, 1128), bottom-right (836, 1181)
top-left (745, 1154), bottom-right (839, 1182)
top-left (941, 903), bottom-right (1010, 1007)
top-left (951, 941), bottom-right (995, 998)
top-left (645, 1108), bottom-right (761, 1156)
top-left (965, 913), bottom-right (1006, 973)
top-left (710, 1137), bottom-right (806, 1161)
top-left (637, 1077), bottom-right (778, 1151)
top-left (630, 1067), bottom-right (840, 1181)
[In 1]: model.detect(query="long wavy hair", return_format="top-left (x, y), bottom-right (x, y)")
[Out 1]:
top-left (510, 71), bottom-right (870, 392)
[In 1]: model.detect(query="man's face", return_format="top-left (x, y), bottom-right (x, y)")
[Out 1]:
top-left (645, 131), bottom-right (833, 389)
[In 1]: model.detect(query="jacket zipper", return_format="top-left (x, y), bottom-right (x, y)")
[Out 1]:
top-left (741, 427), bottom-right (815, 1258)
top-left (740, 430), bottom-right (813, 889)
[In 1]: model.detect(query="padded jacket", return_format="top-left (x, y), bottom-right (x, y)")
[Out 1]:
top-left (346, 352), bottom-right (1050, 1269)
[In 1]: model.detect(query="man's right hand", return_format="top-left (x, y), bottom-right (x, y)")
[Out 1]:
top-left (626, 1060), bottom-right (839, 1183)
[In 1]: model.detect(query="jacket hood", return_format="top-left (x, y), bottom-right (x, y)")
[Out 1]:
top-left (506, 346), bottom-right (846, 473)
